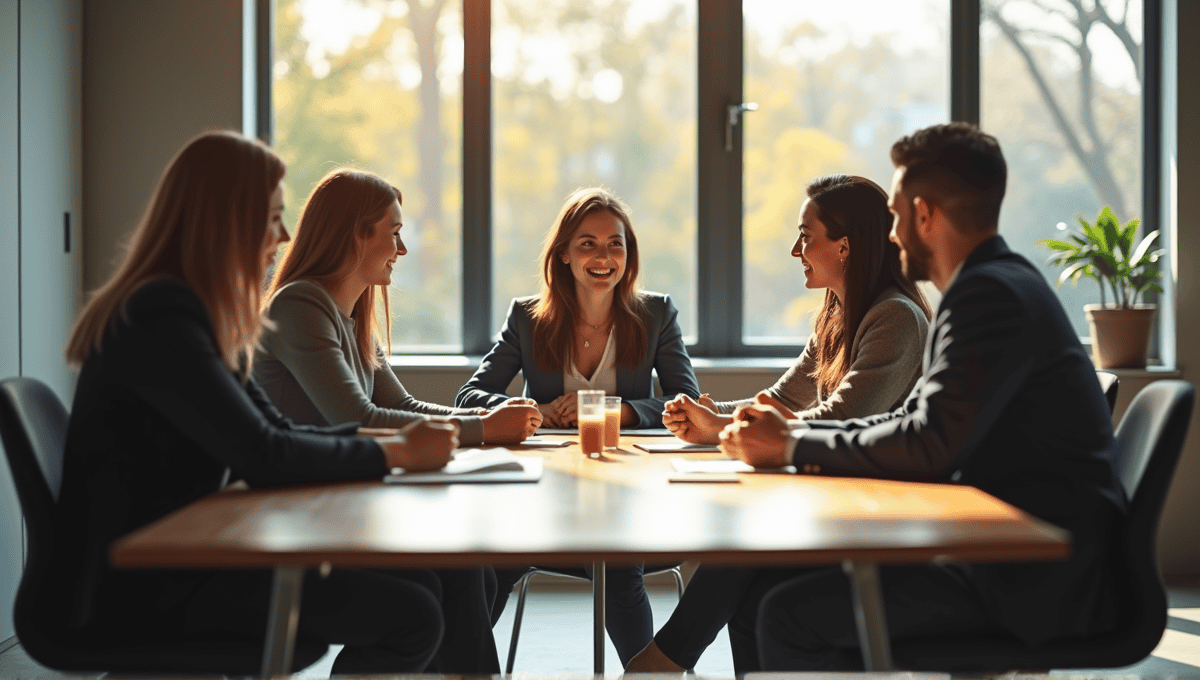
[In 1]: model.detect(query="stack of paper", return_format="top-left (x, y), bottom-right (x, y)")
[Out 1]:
top-left (385, 448), bottom-right (543, 484)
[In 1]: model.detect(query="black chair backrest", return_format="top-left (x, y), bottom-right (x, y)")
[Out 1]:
top-left (1096, 370), bottom-right (1119, 414)
top-left (0, 375), bottom-right (69, 532)
top-left (1111, 379), bottom-right (1194, 657)
top-left (0, 377), bottom-right (71, 654)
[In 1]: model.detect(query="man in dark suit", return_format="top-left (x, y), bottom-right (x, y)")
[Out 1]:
top-left (720, 122), bottom-right (1127, 670)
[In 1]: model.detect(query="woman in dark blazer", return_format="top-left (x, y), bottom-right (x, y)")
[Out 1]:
top-left (456, 187), bottom-right (700, 429)
top-left (455, 187), bottom-right (700, 667)
top-left (49, 131), bottom-right (460, 674)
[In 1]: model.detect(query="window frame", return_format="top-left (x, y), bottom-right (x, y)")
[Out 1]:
top-left (261, 0), bottom-right (1164, 360)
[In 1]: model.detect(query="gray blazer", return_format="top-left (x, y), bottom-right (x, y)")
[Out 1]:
top-left (455, 293), bottom-right (701, 428)
top-left (716, 287), bottom-right (929, 420)
top-left (255, 280), bottom-right (486, 444)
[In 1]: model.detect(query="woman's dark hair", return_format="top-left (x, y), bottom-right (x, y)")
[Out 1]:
top-left (806, 174), bottom-right (933, 395)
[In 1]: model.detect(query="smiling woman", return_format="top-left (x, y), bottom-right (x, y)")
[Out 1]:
top-left (254, 168), bottom-right (541, 450)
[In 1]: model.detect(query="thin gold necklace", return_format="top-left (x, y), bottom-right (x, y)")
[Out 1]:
top-left (579, 317), bottom-right (611, 349)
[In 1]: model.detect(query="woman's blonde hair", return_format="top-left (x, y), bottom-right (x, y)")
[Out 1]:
top-left (532, 187), bottom-right (647, 371)
top-left (66, 130), bottom-right (285, 373)
top-left (266, 169), bottom-right (400, 369)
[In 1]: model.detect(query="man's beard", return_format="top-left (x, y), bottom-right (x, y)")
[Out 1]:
top-left (898, 206), bottom-right (933, 283)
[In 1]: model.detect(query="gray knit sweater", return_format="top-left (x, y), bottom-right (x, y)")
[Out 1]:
top-left (254, 280), bottom-right (486, 445)
top-left (716, 288), bottom-right (929, 420)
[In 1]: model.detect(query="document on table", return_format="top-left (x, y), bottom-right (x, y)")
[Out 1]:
top-left (516, 437), bottom-right (574, 447)
top-left (536, 427), bottom-right (676, 436)
top-left (633, 441), bottom-right (722, 453)
top-left (385, 448), bottom-right (543, 484)
top-left (669, 457), bottom-right (754, 474)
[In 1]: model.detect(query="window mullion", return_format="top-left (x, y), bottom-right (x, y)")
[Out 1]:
top-left (951, 0), bottom-right (980, 124)
top-left (697, 0), bottom-right (743, 357)
top-left (462, 0), bottom-right (491, 355)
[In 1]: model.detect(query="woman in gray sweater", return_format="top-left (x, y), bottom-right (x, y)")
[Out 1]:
top-left (254, 169), bottom-right (541, 447)
top-left (629, 174), bottom-right (932, 673)
top-left (661, 174), bottom-right (932, 443)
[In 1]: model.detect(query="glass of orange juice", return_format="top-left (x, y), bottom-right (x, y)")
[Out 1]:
top-left (577, 390), bottom-right (606, 457)
top-left (604, 396), bottom-right (622, 449)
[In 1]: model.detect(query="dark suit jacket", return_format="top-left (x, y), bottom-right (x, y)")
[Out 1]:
top-left (43, 278), bottom-right (386, 631)
top-left (455, 293), bottom-right (700, 428)
top-left (788, 236), bottom-right (1127, 645)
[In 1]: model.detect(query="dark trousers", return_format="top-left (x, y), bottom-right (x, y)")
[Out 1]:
top-left (173, 566), bottom-right (498, 674)
top-left (656, 564), bottom-right (999, 673)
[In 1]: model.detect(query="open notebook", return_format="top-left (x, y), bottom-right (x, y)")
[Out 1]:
top-left (384, 448), bottom-right (543, 484)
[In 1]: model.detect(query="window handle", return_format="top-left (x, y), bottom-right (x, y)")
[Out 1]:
top-left (725, 102), bottom-right (758, 152)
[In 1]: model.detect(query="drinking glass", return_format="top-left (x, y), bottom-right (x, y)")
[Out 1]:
top-left (604, 396), bottom-right (622, 449)
top-left (577, 390), bottom-right (606, 457)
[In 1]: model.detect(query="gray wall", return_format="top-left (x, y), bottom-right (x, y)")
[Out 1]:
top-left (0, 0), bottom-right (83, 646)
top-left (1158, 0), bottom-right (1200, 576)
top-left (83, 0), bottom-right (248, 292)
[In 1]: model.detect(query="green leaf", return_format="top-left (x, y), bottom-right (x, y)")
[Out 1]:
top-left (1093, 253), bottom-right (1118, 278)
top-left (1059, 261), bottom-right (1090, 286)
top-left (1129, 230), bottom-right (1161, 267)
top-left (1037, 239), bottom-right (1076, 251)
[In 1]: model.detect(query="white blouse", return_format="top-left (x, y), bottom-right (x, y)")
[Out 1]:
top-left (563, 327), bottom-right (617, 395)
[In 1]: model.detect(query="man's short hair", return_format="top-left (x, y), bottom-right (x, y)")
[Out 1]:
top-left (890, 122), bottom-right (1007, 234)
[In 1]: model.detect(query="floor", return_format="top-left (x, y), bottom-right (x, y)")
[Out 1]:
top-left (0, 577), bottom-right (1197, 679)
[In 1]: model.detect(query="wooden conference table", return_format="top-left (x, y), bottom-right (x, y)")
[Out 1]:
top-left (110, 433), bottom-right (1069, 677)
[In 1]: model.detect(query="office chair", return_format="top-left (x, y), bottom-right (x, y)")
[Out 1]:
top-left (504, 564), bottom-right (686, 673)
top-left (0, 376), bottom-right (329, 674)
top-left (1097, 369), bottom-right (1120, 413)
top-left (891, 379), bottom-right (1194, 671)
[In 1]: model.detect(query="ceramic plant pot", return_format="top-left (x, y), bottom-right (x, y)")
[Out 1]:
top-left (1085, 304), bottom-right (1157, 368)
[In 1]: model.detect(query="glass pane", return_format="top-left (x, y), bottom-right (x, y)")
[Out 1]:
top-left (741, 1), bottom-right (950, 344)
top-left (274, 0), bottom-right (463, 351)
top-left (491, 0), bottom-right (698, 340)
top-left (982, 0), bottom-right (1143, 339)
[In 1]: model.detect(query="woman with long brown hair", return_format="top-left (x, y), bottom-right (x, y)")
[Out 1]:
top-left (50, 131), bottom-right (458, 674)
top-left (455, 186), bottom-right (701, 667)
top-left (661, 174), bottom-right (932, 443)
top-left (255, 168), bottom-right (540, 449)
top-left (628, 174), bottom-right (932, 673)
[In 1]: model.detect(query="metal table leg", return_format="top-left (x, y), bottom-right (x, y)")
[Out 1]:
top-left (593, 560), bottom-right (605, 676)
top-left (843, 560), bottom-right (893, 671)
top-left (262, 565), bottom-right (306, 678)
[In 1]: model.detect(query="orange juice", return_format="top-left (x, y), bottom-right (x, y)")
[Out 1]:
top-left (604, 409), bottom-right (620, 449)
top-left (579, 417), bottom-right (605, 456)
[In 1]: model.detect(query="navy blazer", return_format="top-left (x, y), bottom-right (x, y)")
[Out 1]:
top-left (456, 292), bottom-right (700, 428)
top-left (788, 236), bottom-right (1127, 645)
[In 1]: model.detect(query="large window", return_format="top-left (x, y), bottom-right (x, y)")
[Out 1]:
top-left (273, 0), bottom-right (464, 351)
top-left (271, 0), bottom-right (1160, 357)
top-left (742, 0), bottom-right (948, 344)
top-left (981, 0), bottom-right (1144, 340)
top-left (490, 0), bottom-right (697, 338)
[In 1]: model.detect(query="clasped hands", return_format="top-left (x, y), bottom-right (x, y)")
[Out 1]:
top-left (360, 396), bottom-right (542, 471)
top-left (662, 391), bottom-right (794, 467)
top-left (537, 391), bottom-right (584, 428)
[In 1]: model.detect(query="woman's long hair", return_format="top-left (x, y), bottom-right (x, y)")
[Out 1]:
top-left (532, 187), bottom-right (647, 371)
top-left (266, 169), bottom-right (400, 370)
top-left (66, 131), bottom-right (285, 374)
top-left (806, 174), bottom-right (932, 395)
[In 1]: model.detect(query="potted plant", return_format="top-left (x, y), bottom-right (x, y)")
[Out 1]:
top-left (1038, 206), bottom-right (1164, 368)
